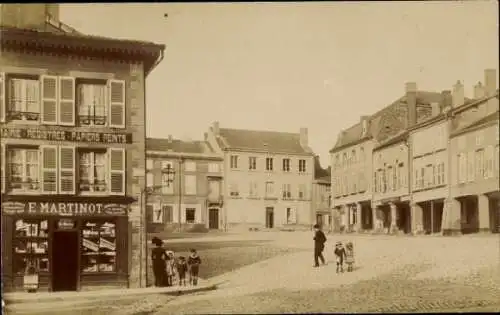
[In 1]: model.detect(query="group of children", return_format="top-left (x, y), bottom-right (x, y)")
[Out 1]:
top-left (152, 237), bottom-right (202, 287)
top-left (333, 241), bottom-right (355, 273)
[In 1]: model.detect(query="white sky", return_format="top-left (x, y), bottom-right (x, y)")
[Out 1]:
top-left (60, 1), bottom-right (499, 167)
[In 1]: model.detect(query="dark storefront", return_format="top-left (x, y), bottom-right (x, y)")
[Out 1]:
top-left (1, 196), bottom-right (134, 292)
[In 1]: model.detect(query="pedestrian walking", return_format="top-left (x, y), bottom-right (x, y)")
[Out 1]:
top-left (334, 241), bottom-right (347, 273)
top-left (165, 250), bottom-right (176, 286)
top-left (151, 237), bottom-right (168, 287)
top-left (176, 256), bottom-right (188, 286)
top-left (345, 241), bottom-right (355, 272)
top-left (313, 224), bottom-right (327, 267)
top-left (187, 248), bottom-right (201, 286)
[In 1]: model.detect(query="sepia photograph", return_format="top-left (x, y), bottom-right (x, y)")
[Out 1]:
top-left (0, 1), bottom-right (498, 314)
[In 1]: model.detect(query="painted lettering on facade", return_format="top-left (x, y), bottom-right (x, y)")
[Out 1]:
top-left (1, 128), bottom-right (132, 144)
top-left (1, 201), bottom-right (128, 216)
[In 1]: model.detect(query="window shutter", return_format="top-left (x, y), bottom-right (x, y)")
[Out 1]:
top-left (41, 145), bottom-right (58, 193)
top-left (108, 80), bottom-right (125, 128)
top-left (41, 75), bottom-right (58, 125)
top-left (0, 72), bottom-right (5, 122)
top-left (58, 77), bottom-right (75, 126)
top-left (485, 145), bottom-right (494, 178)
top-left (108, 148), bottom-right (126, 195)
top-left (59, 146), bottom-right (75, 194)
top-left (1, 144), bottom-right (5, 193)
top-left (467, 151), bottom-right (475, 182)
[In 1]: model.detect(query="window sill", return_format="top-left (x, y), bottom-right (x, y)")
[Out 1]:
top-left (9, 190), bottom-right (41, 195)
top-left (264, 197), bottom-right (278, 200)
top-left (247, 196), bottom-right (261, 200)
top-left (6, 119), bottom-right (40, 125)
top-left (229, 195), bottom-right (242, 199)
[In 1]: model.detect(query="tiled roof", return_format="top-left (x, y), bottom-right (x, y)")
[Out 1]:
top-left (146, 138), bottom-right (216, 155)
top-left (331, 91), bottom-right (444, 152)
top-left (451, 111), bottom-right (499, 137)
top-left (216, 128), bottom-right (313, 155)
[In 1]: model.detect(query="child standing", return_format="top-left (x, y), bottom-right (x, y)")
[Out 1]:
top-left (187, 249), bottom-right (201, 286)
top-left (176, 256), bottom-right (188, 286)
top-left (345, 242), bottom-right (355, 272)
top-left (165, 251), bottom-right (176, 287)
top-left (334, 241), bottom-right (346, 274)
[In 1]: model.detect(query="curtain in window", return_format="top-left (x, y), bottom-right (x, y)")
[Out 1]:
top-left (25, 150), bottom-right (38, 183)
top-left (9, 79), bottom-right (24, 111)
top-left (9, 150), bottom-right (23, 184)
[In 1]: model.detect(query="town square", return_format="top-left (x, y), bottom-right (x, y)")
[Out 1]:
top-left (0, 2), bottom-right (499, 314)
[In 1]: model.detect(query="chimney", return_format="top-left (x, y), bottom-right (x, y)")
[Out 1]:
top-left (452, 80), bottom-right (465, 107)
top-left (473, 82), bottom-right (485, 99)
top-left (212, 121), bottom-right (220, 135)
top-left (361, 117), bottom-right (369, 136)
top-left (405, 82), bottom-right (418, 127)
top-left (431, 102), bottom-right (440, 116)
top-left (484, 69), bottom-right (497, 96)
top-left (299, 127), bottom-right (308, 148)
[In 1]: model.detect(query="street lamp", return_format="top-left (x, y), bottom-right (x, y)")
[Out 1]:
top-left (141, 164), bottom-right (175, 287)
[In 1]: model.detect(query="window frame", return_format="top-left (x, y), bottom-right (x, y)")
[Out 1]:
top-left (79, 149), bottom-right (108, 195)
top-left (7, 146), bottom-right (40, 194)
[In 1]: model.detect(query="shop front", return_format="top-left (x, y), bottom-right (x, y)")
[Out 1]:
top-left (1, 196), bottom-right (133, 292)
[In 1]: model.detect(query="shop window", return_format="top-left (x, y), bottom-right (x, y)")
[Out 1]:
top-left (81, 220), bottom-right (116, 273)
top-left (185, 208), bottom-right (196, 224)
top-left (79, 149), bottom-right (107, 193)
top-left (8, 147), bottom-right (40, 193)
top-left (13, 219), bottom-right (49, 275)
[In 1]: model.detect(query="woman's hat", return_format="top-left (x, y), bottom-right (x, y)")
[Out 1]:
top-left (152, 237), bottom-right (163, 246)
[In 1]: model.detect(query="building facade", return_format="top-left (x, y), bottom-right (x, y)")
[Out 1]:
top-left (312, 156), bottom-right (331, 231)
top-left (0, 4), bottom-right (164, 292)
top-left (145, 136), bottom-right (224, 232)
top-left (206, 122), bottom-right (315, 230)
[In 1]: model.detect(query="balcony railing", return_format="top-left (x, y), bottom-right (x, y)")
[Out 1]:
top-left (7, 111), bottom-right (40, 121)
top-left (9, 178), bottom-right (40, 191)
top-left (79, 180), bottom-right (107, 193)
top-left (78, 115), bottom-right (107, 126)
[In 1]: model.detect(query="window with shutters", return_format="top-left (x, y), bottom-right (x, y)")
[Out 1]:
top-left (59, 146), bottom-right (75, 194)
top-left (78, 81), bottom-right (107, 126)
top-left (58, 77), bottom-right (75, 126)
top-left (109, 148), bottom-right (126, 195)
top-left (7, 147), bottom-right (39, 193)
top-left (229, 182), bottom-right (239, 197)
top-left (298, 184), bottom-right (306, 200)
top-left (266, 157), bottom-right (274, 171)
top-left (163, 205), bottom-right (174, 223)
top-left (248, 157), bottom-right (257, 170)
top-left (265, 181), bottom-right (275, 198)
top-left (79, 149), bottom-right (107, 194)
top-left (230, 155), bottom-right (238, 169)
top-left (7, 76), bottom-right (40, 121)
top-left (41, 146), bottom-right (57, 193)
top-left (109, 80), bottom-right (126, 128)
top-left (282, 183), bottom-right (292, 200)
top-left (485, 146), bottom-right (494, 178)
top-left (152, 205), bottom-right (163, 224)
top-left (414, 168), bottom-right (420, 189)
top-left (298, 159), bottom-right (306, 173)
top-left (425, 164), bottom-right (433, 187)
top-left (438, 162), bottom-right (445, 185)
top-left (467, 151), bottom-right (475, 182)
top-left (387, 166), bottom-right (393, 191)
top-left (248, 181), bottom-right (258, 197)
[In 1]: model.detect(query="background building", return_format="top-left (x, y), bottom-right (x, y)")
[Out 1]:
top-left (206, 121), bottom-right (315, 230)
top-left (145, 136), bottom-right (224, 232)
top-left (0, 4), bottom-right (164, 291)
top-left (312, 156), bottom-right (331, 232)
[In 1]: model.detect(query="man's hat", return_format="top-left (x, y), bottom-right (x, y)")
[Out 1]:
top-left (313, 224), bottom-right (319, 229)
top-left (152, 237), bottom-right (163, 246)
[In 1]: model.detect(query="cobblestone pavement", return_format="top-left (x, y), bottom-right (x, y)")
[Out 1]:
top-left (153, 264), bottom-right (500, 314)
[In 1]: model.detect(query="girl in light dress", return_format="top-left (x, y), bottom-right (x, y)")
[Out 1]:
top-left (165, 251), bottom-right (177, 286)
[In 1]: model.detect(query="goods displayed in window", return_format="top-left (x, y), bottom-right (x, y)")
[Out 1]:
top-left (81, 220), bottom-right (116, 273)
top-left (13, 219), bottom-right (49, 274)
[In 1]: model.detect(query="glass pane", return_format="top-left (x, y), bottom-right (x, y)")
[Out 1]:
top-left (81, 220), bottom-right (116, 273)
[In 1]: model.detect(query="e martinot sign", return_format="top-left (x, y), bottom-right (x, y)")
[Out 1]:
top-left (1, 201), bottom-right (128, 216)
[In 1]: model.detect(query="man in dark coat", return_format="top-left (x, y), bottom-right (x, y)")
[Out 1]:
top-left (151, 237), bottom-right (167, 287)
top-left (313, 224), bottom-right (327, 267)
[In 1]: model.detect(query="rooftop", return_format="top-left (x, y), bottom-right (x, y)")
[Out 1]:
top-left (146, 138), bottom-right (218, 156)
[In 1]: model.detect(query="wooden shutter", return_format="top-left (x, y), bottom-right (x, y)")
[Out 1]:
top-left (109, 148), bottom-right (125, 195)
top-left (467, 151), bottom-right (475, 182)
top-left (41, 145), bottom-right (58, 193)
top-left (41, 75), bottom-right (58, 125)
top-left (108, 80), bottom-right (125, 128)
top-left (485, 145), bottom-right (494, 178)
top-left (59, 146), bottom-right (75, 194)
top-left (1, 144), bottom-right (5, 194)
top-left (58, 76), bottom-right (75, 126)
top-left (0, 72), bottom-right (5, 122)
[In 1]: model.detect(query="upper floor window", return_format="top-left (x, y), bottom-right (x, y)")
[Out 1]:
top-left (230, 155), bottom-right (238, 169)
top-left (335, 155), bottom-right (340, 169)
top-left (7, 76), bottom-right (40, 121)
top-left (248, 157), bottom-right (257, 170)
top-left (343, 153), bottom-right (347, 168)
top-left (208, 163), bottom-right (220, 173)
top-left (282, 183), bottom-right (292, 200)
top-left (359, 147), bottom-right (365, 163)
top-left (475, 149), bottom-right (485, 179)
top-left (184, 161), bottom-right (196, 172)
top-left (248, 181), bottom-right (259, 197)
top-left (265, 181), bottom-right (275, 197)
top-left (298, 184), bottom-right (306, 199)
top-left (79, 149), bottom-right (107, 194)
top-left (8, 147), bottom-right (39, 193)
top-left (351, 150), bottom-right (357, 165)
top-left (229, 182), bottom-right (239, 197)
top-left (78, 81), bottom-right (107, 126)
top-left (298, 159), bottom-right (306, 173)
top-left (265, 157), bottom-right (274, 171)
top-left (184, 175), bottom-right (197, 195)
top-left (387, 166), bottom-right (393, 191)
top-left (282, 158), bottom-right (291, 172)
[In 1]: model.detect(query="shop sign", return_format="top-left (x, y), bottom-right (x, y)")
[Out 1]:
top-left (1, 201), bottom-right (128, 216)
top-left (1, 127), bottom-right (132, 144)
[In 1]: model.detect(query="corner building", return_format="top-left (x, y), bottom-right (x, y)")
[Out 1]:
top-left (0, 4), bottom-right (164, 292)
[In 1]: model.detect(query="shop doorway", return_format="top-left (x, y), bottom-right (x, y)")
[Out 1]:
top-left (265, 207), bottom-right (274, 228)
top-left (208, 208), bottom-right (219, 229)
top-left (52, 231), bottom-right (79, 291)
